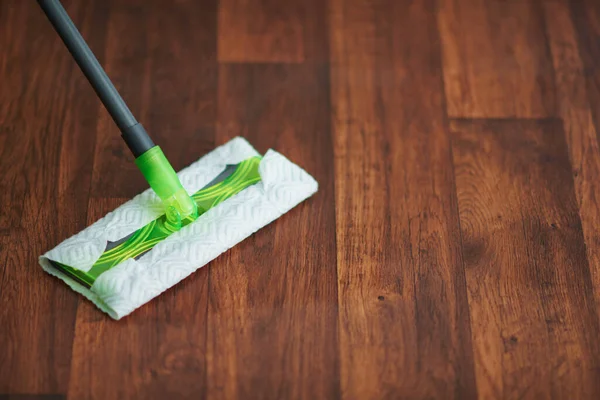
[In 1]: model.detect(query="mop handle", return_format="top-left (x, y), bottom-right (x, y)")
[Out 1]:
top-left (37, 0), bottom-right (199, 226)
top-left (36, 0), bottom-right (154, 157)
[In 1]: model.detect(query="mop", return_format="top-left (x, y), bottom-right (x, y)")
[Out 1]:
top-left (36, 0), bottom-right (318, 319)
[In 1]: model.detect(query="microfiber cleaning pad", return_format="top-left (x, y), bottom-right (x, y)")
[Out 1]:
top-left (39, 137), bottom-right (318, 319)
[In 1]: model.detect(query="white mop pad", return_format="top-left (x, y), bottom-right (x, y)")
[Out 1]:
top-left (39, 137), bottom-right (318, 319)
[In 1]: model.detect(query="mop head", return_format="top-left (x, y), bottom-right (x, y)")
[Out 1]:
top-left (39, 137), bottom-right (318, 319)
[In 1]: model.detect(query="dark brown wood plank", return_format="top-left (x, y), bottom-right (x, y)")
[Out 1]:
top-left (146, 0), bottom-right (217, 169)
top-left (330, 0), bottom-right (476, 398)
top-left (208, 64), bottom-right (339, 399)
top-left (0, 1), bottom-right (29, 234)
top-left (544, 0), bottom-right (600, 320)
top-left (89, 0), bottom-right (152, 199)
top-left (217, 0), bottom-right (327, 63)
top-left (438, 0), bottom-right (555, 118)
top-left (0, 236), bottom-right (8, 289)
top-left (68, 1), bottom-right (218, 398)
top-left (0, 234), bottom-right (78, 394)
top-left (570, 0), bottom-right (600, 148)
top-left (450, 119), bottom-right (600, 399)
top-left (0, 0), bottom-right (104, 393)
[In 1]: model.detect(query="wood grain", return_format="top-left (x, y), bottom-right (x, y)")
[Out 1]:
top-left (145, 0), bottom-right (217, 170)
top-left (544, 0), bottom-right (600, 321)
top-left (450, 119), bottom-right (600, 399)
top-left (3, 0), bottom-right (600, 398)
top-left (217, 0), bottom-right (327, 62)
top-left (208, 64), bottom-right (339, 399)
top-left (0, 1), bottom-right (29, 234)
top-left (330, 0), bottom-right (476, 398)
top-left (438, 0), bottom-right (555, 118)
top-left (89, 0), bottom-right (152, 199)
top-left (0, 237), bottom-right (8, 290)
top-left (570, 0), bottom-right (600, 147)
top-left (0, 0), bottom-right (94, 394)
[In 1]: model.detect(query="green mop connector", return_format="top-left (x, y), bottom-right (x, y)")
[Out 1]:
top-left (135, 146), bottom-right (198, 230)
top-left (36, 0), bottom-right (198, 230)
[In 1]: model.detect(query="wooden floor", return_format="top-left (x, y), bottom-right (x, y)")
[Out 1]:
top-left (2, 0), bottom-right (600, 398)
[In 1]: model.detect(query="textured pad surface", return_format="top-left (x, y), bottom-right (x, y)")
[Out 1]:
top-left (50, 157), bottom-right (263, 287)
top-left (39, 137), bottom-right (318, 319)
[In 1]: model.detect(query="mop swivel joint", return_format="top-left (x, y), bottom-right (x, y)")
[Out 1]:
top-left (134, 146), bottom-right (198, 230)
